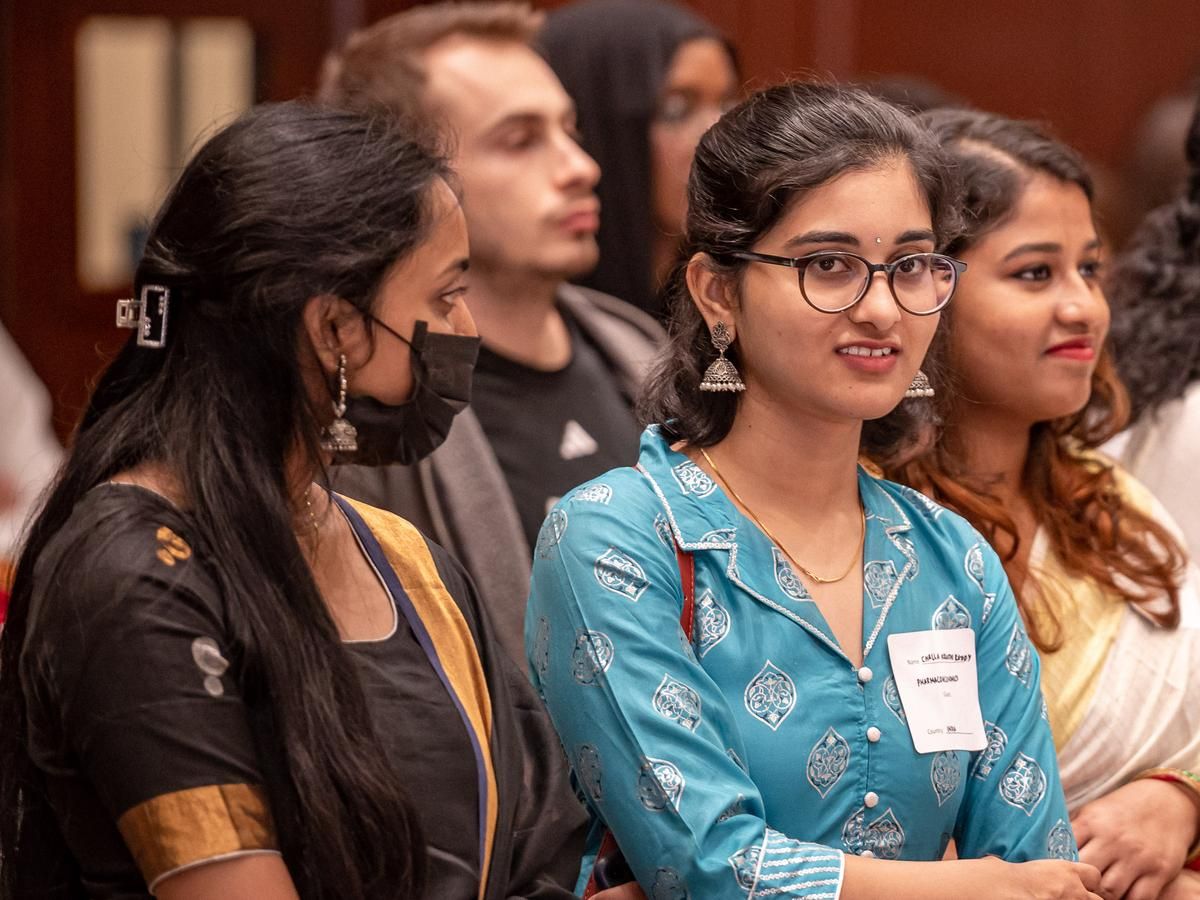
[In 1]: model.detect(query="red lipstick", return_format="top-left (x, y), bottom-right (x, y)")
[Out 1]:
top-left (1045, 337), bottom-right (1095, 361)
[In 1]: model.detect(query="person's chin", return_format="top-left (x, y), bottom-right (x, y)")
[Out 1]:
top-left (543, 237), bottom-right (600, 281)
top-left (845, 387), bottom-right (913, 422)
top-left (1031, 388), bottom-right (1093, 424)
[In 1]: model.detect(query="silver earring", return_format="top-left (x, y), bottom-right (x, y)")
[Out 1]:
top-left (904, 369), bottom-right (935, 399)
top-left (320, 354), bottom-right (358, 453)
top-left (699, 321), bottom-right (745, 393)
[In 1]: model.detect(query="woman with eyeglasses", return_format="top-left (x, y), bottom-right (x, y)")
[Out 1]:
top-left (886, 110), bottom-right (1200, 900)
top-left (526, 82), bottom-right (1102, 900)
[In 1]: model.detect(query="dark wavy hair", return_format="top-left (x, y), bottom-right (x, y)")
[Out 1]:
top-left (887, 109), bottom-right (1184, 650)
top-left (0, 102), bottom-right (451, 898)
top-left (638, 80), bottom-right (960, 461)
top-left (1108, 96), bottom-right (1200, 422)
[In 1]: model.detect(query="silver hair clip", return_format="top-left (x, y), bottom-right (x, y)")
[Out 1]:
top-left (116, 284), bottom-right (170, 348)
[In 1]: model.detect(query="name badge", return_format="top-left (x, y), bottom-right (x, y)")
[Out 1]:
top-left (886, 629), bottom-right (987, 754)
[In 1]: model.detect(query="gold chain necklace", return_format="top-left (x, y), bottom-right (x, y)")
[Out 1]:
top-left (297, 484), bottom-right (321, 537)
top-left (699, 447), bottom-right (865, 585)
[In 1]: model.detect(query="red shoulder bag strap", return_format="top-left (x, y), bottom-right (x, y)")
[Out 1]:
top-left (676, 540), bottom-right (696, 641)
top-left (582, 539), bottom-right (694, 898)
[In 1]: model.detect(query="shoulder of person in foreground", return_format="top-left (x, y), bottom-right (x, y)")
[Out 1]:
top-left (22, 485), bottom-right (279, 894)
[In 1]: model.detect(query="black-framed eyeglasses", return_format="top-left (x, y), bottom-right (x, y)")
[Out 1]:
top-left (726, 249), bottom-right (967, 316)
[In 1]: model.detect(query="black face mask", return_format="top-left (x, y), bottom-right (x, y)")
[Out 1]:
top-left (338, 319), bottom-right (480, 466)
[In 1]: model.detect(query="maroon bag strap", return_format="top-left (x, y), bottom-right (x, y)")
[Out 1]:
top-left (676, 540), bottom-right (696, 641)
top-left (582, 539), bottom-right (694, 898)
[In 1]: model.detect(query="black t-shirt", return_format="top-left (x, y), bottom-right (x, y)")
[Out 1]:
top-left (470, 309), bottom-right (642, 549)
top-left (20, 484), bottom-right (482, 897)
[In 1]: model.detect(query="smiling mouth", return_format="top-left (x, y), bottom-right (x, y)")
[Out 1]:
top-left (1045, 339), bottom-right (1095, 360)
top-left (838, 346), bottom-right (896, 357)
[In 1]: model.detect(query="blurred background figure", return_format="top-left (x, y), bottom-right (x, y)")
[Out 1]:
top-left (1105, 95), bottom-right (1200, 553)
top-left (1108, 82), bottom-right (1200, 247)
top-left (0, 321), bottom-right (62, 615)
top-left (319, 2), bottom-right (663, 666)
top-left (540, 0), bottom-right (739, 320)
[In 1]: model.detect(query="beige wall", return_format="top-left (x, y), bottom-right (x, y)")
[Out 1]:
top-left (75, 15), bottom-right (254, 291)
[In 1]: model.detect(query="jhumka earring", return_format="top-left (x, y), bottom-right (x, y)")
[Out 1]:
top-left (699, 321), bottom-right (746, 393)
top-left (320, 354), bottom-right (359, 453)
top-left (904, 369), bottom-right (935, 399)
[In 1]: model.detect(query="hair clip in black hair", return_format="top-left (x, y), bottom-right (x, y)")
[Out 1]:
top-left (116, 284), bottom-right (170, 348)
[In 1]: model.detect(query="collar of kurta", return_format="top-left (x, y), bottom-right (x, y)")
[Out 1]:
top-left (632, 425), bottom-right (928, 667)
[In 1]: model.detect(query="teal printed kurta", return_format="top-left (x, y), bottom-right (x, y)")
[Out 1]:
top-left (526, 427), bottom-right (1074, 899)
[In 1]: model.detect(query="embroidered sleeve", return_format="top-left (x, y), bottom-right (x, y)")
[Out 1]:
top-left (954, 537), bottom-right (1076, 861)
top-left (26, 520), bottom-right (278, 890)
top-left (527, 480), bottom-right (844, 899)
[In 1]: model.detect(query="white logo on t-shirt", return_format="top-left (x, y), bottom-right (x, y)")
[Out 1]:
top-left (559, 420), bottom-right (599, 461)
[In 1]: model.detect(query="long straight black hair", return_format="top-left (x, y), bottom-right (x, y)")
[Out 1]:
top-left (0, 102), bottom-right (451, 898)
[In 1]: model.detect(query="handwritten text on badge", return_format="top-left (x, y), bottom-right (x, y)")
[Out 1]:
top-left (886, 628), bottom-right (987, 754)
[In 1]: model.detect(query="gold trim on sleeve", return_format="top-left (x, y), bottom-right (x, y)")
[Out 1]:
top-left (117, 783), bottom-right (277, 888)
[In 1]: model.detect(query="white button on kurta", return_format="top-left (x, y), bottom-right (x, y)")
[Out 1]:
top-left (857, 665), bottom-right (873, 683)
top-left (866, 726), bottom-right (882, 742)
top-left (864, 791), bottom-right (879, 808)
top-left (860, 850), bottom-right (875, 858)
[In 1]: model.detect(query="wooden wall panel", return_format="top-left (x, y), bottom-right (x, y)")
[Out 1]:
top-left (347, 0), bottom-right (1200, 170)
top-left (1, 0), bottom-right (334, 437)
top-left (854, 0), bottom-right (1200, 168)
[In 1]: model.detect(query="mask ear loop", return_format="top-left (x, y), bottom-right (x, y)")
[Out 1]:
top-left (364, 315), bottom-right (434, 395)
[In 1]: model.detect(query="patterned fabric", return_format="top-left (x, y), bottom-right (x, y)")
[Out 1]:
top-left (527, 427), bottom-right (1072, 897)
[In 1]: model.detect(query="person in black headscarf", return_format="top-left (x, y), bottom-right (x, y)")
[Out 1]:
top-left (540, 0), bottom-right (739, 320)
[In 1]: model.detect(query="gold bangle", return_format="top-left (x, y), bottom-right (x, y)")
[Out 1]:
top-left (1134, 768), bottom-right (1200, 863)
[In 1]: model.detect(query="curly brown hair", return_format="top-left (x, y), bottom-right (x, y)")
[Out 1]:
top-left (886, 109), bottom-right (1185, 651)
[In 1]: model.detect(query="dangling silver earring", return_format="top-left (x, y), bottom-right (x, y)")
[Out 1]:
top-left (904, 369), bottom-right (935, 399)
top-left (699, 321), bottom-right (746, 393)
top-left (320, 354), bottom-right (358, 453)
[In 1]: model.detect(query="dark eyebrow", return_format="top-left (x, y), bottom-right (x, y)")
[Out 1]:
top-left (781, 229), bottom-right (936, 252)
top-left (1002, 241), bottom-right (1061, 262)
top-left (782, 230), bottom-right (860, 251)
top-left (481, 112), bottom-right (543, 139)
top-left (440, 258), bottom-right (469, 278)
top-left (1084, 238), bottom-right (1102, 253)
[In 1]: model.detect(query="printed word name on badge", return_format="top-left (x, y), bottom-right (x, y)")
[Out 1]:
top-left (886, 628), bottom-right (987, 754)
